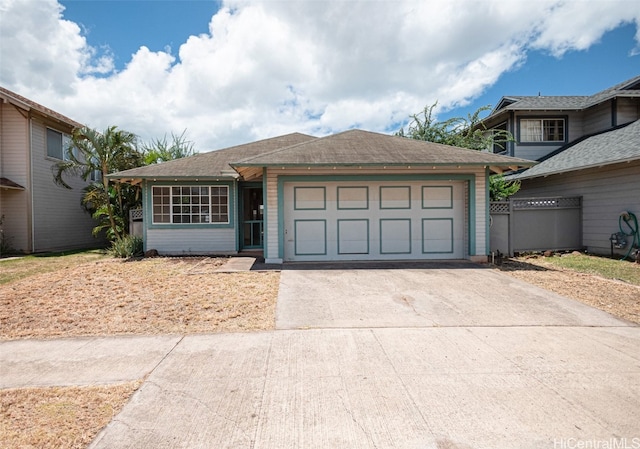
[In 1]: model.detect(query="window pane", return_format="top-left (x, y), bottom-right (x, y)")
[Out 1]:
top-left (152, 186), bottom-right (171, 224)
top-left (520, 120), bottom-right (542, 142)
top-left (46, 129), bottom-right (63, 159)
top-left (210, 186), bottom-right (229, 223)
top-left (543, 119), bottom-right (564, 141)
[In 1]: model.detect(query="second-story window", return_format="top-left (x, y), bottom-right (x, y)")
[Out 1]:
top-left (46, 128), bottom-right (72, 160)
top-left (520, 118), bottom-right (565, 143)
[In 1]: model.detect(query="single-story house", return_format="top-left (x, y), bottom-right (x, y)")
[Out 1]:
top-left (110, 129), bottom-right (533, 263)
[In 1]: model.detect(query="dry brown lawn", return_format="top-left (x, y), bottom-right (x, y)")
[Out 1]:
top-left (1, 382), bottom-right (141, 449)
top-left (0, 257), bottom-right (279, 339)
top-left (497, 256), bottom-right (640, 325)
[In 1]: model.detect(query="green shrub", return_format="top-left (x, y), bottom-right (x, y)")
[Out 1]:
top-left (108, 235), bottom-right (143, 258)
top-left (0, 214), bottom-right (15, 257)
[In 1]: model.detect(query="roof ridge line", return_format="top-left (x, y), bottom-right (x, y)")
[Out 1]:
top-left (231, 129), bottom-right (359, 165)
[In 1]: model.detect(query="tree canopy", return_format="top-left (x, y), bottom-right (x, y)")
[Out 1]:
top-left (142, 131), bottom-right (195, 165)
top-left (396, 102), bottom-right (520, 200)
top-left (54, 126), bottom-right (142, 241)
top-left (54, 126), bottom-right (195, 242)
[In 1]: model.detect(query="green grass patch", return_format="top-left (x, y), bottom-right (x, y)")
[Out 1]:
top-left (542, 253), bottom-right (640, 286)
top-left (0, 249), bottom-right (107, 285)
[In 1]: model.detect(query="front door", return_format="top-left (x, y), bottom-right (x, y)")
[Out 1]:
top-left (240, 186), bottom-right (264, 250)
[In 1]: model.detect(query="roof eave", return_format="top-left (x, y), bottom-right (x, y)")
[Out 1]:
top-left (108, 174), bottom-right (240, 183)
top-left (231, 161), bottom-right (534, 171)
top-left (515, 156), bottom-right (640, 181)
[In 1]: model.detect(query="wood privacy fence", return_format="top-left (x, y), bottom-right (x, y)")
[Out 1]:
top-left (490, 197), bottom-right (582, 257)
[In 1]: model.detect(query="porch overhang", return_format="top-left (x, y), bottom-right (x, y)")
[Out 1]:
top-left (0, 177), bottom-right (25, 190)
top-left (108, 172), bottom-right (241, 186)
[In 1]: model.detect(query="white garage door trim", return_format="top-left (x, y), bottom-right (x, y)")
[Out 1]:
top-left (279, 175), bottom-right (473, 262)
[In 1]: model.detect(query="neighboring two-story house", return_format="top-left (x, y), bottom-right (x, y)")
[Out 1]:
top-left (481, 75), bottom-right (640, 256)
top-left (0, 86), bottom-right (100, 254)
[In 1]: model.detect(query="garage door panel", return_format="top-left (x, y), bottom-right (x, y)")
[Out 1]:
top-left (379, 186), bottom-right (411, 209)
top-left (294, 187), bottom-right (326, 210)
top-left (380, 219), bottom-right (412, 254)
top-left (422, 218), bottom-right (454, 254)
top-left (337, 186), bottom-right (369, 210)
top-left (337, 219), bottom-right (369, 254)
top-left (294, 220), bottom-right (327, 255)
top-left (422, 185), bottom-right (453, 209)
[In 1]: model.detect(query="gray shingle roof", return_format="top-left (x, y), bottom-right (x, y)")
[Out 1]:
top-left (486, 74), bottom-right (640, 119)
top-left (232, 129), bottom-right (534, 168)
top-left (231, 129), bottom-right (533, 167)
top-left (111, 129), bottom-right (535, 181)
top-left (109, 133), bottom-right (316, 180)
top-left (511, 119), bottom-right (640, 180)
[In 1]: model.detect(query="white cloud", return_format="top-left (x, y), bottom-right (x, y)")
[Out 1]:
top-left (531, 0), bottom-right (640, 56)
top-left (0, 0), bottom-right (638, 151)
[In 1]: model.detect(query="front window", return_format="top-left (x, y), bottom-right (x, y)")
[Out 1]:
top-left (152, 185), bottom-right (229, 224)
top-left (519, 118), bottom-right (565, 143)
top-left (46, 128), bottom-right (72, 160)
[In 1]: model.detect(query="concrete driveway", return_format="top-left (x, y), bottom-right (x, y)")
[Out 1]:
top-left (4, 263), bottom-right (638, 449)
top-left (276, 262), bottom-right (626, 328)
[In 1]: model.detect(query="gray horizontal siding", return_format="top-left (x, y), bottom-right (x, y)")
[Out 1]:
top-left (146, 228), bottom-right (237, 255)
top-left (582, 102), bottom-right (613, 133)
top-left (516, 160), bottom-right (640, 255)
top-left (616, 98), bottom-right (640, 125)
top-left (30, 120), bottom-right (99, 252)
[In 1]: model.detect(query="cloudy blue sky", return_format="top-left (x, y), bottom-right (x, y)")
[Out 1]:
top-left (1, 0), bottom-right (639, 151)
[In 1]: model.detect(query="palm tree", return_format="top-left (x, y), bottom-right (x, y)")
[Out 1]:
top-left (54, 126), bottom-right (143, 241)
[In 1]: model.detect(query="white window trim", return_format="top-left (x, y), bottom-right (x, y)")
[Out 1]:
top-left (152, 185), bottom-right (230, 225)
